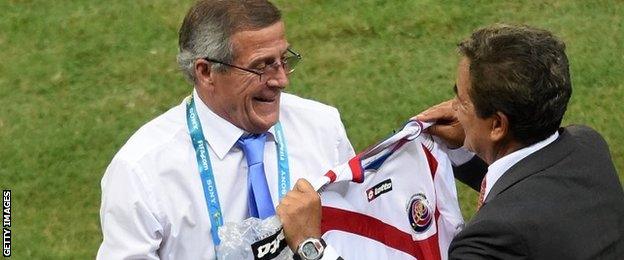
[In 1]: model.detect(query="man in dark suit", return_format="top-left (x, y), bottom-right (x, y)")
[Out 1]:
top-left (417, 24), bottom-right (624, 259)
top-left (276, 24), bottom-right (623, 260)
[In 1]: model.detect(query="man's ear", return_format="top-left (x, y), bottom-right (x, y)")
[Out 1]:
top-left (194, 59), bottom-right (215, 90)
top-left (490, 111), bottom-right (509, 142)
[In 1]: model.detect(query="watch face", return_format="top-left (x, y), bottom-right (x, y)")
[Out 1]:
top-left (302, 242), bottom-right (319, 258)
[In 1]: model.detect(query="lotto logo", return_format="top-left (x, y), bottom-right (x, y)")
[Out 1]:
top-left (366, 179), bottom-right (393, 202)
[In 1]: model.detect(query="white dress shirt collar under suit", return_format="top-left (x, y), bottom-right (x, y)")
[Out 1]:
top-left (445, 131), bottom-right (560, 202)
top-left (484, 131), bottom-right (560, 200)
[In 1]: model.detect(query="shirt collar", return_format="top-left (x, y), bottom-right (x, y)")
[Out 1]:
top-left (192, 89), bottom-right (277, 160)
top-left (483, 131), bottom-right (560, 199)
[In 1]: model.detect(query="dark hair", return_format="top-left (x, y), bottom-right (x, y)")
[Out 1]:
top-left (177, 0), bottom-right (282, 83)
top-left (458, 24), bottom-right (572, 145)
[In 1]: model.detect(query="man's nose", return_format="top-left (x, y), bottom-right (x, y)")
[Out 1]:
top-left (265, 64), bottom-right (289, 89)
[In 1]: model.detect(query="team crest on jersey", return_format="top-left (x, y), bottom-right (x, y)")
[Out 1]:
top-left (407, 193), bottom-right (433, 233)
top-left (366, 179), bottom-right (393, 202)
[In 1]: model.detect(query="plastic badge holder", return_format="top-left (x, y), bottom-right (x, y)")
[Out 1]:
top-left (217, 215), bottom-right (293, 260)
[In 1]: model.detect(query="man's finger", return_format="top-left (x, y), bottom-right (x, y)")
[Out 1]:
top-left (428, 123), bottom-right (465, 149)
top-left (283, 190), bottom-right (306, 204)
top-left (428, 124), bottom-right (455, 136)
top-left (294, 178), bottom-right (315, 193)
top-left (415, 100), bottom-right (456, 122)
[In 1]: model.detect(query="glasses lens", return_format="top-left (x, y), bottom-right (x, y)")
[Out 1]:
top-left (283, 56), bottom-right (300, 73)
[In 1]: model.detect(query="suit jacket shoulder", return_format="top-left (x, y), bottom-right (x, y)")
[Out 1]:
top-left (450, 125), bottom-right (624, 259)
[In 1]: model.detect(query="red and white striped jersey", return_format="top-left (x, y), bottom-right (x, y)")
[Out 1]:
top-left (316, 121), bottom-right (464, 260)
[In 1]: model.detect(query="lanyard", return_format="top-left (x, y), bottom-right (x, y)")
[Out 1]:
top-left (185, 95), bottom-right (290, 246)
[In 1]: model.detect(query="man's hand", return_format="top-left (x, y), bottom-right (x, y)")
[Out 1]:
top-left (276, 179), bottom-right (322, 251)
top-left (415, 99), bottom-right (465, 149)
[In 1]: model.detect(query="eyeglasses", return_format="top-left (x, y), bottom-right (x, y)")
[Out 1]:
top-left (452, 84), bottom-right (470, 112)
top-left (203, 48), bottom-right (302, 82)
top-left (451, 97), bottom-right (462, 111)
top-left (452, 95), bottom-right (471, 112)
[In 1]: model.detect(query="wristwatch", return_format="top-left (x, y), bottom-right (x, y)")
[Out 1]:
top-left (295, 237), bottom-right (326, 260)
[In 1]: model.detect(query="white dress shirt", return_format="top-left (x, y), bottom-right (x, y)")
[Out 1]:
top-left (97, 90), bottom-right (355, 259)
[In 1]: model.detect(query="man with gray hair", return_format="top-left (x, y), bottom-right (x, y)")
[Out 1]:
top-left (97, 1), bottom-right (353, 259)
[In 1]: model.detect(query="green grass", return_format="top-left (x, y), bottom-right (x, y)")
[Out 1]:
top-left (1, 0), bottom-right (622, 258)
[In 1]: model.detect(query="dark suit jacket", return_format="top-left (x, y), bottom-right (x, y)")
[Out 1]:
top-left (449, 125), bottom-right (624, 259)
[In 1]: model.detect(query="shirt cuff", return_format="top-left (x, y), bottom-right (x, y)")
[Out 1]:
top-left (320, 244), bottom-right (342, 260)
top-left (446, 146), bottom-right (475, 166)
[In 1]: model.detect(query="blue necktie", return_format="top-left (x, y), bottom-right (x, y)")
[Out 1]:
top-left (237, 134), bottom-right (275, 219)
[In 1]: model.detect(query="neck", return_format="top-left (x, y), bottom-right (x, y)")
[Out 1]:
top-left (195, 87), bottom-right (234, 125)
top-left (484, 139), bottom-right (525, 165)
top-left (195, 87), bottom-right (214, 111)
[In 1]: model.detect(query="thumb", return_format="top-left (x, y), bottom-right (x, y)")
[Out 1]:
top-left (294, 178), bottom-right (314, 193)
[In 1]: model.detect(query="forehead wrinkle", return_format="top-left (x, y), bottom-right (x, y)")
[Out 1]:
top-left (230, 22), bottom-right (287, 61)
top-left (234, 40), bottom-right (288, 65)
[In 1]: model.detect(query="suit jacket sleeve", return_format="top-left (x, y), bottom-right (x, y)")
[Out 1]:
top-left (449, 218), bottom-right (529, 260)
top-left (452, 155), bottom-right (488, 191)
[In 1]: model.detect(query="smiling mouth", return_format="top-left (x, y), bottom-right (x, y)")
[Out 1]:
top-left (253, 97), bottom-right (276, 103)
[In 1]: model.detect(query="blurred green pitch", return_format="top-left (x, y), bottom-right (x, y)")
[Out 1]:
top-left (1, 0), bottom-right (622, 258)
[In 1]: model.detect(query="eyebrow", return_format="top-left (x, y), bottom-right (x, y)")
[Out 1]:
top-left (248, 47), bottom-right (291, 67)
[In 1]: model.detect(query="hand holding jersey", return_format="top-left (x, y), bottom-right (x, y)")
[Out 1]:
top-left (216, 120), bottom-right (463, 260)
top-left (276, 179), bottom-right (322, 251)
top-left (277, 120), bottom-right (464, 260)
top-left (415, 99), bottom-right (464, 149)
top-left (279, 120), bottom-right (431, 253)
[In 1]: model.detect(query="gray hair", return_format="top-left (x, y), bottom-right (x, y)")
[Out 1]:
top-left (176, 0), bottom-right (282, 84)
